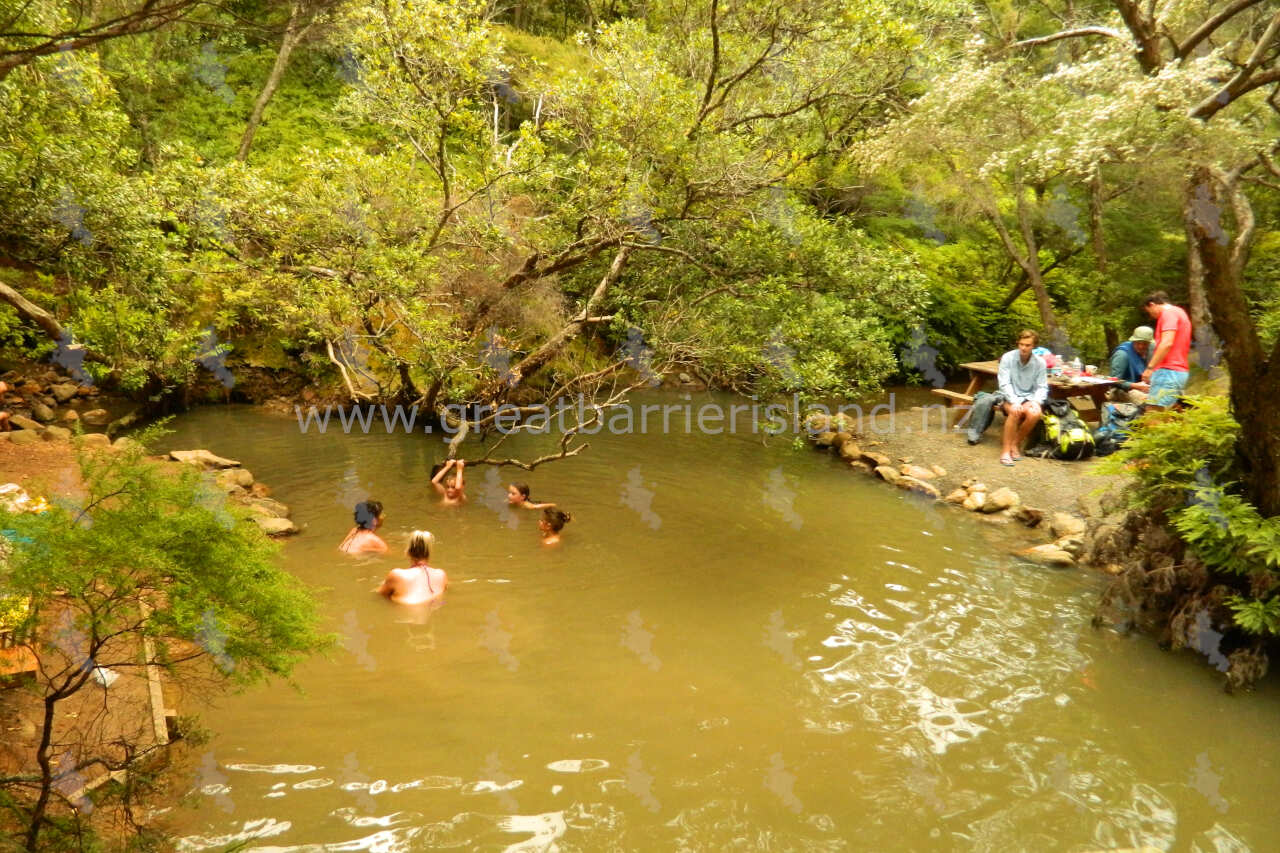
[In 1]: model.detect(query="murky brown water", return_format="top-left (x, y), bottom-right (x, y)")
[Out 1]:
top-left (160, 395), bottom-right (1279, 851)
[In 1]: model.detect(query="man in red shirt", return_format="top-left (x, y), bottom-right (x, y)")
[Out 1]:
top-left (1139, 291), bottom-right (1192, 408)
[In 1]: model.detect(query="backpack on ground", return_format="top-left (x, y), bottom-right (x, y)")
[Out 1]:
top-left (1092, 402), bottom-right (1141, 457)
top-left (1027, 399), bottom-right (1095, 460)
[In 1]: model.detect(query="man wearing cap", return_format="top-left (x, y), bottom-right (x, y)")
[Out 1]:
top-left (1108, 326), bottom-right (1153, 404)
top-left (1139, 291), bottom-right (1193, 408)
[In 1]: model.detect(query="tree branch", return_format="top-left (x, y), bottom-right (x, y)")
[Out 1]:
top-left (1009, 26), bottom-right (1127, 50)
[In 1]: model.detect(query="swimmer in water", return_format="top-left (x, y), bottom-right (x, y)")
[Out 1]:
top-left (338, 499), bottom-right (388, 554)
top-left (539, 507), bottom-right (571, 546)
top-left (376, 530), bottom-right (447, 604)
top-left (430, 459), bottom-right (467, 506)
top-left (506, 482), bottom-right (555, 510)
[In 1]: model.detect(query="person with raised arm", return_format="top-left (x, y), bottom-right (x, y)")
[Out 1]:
top-left (430, 459), bottom-right (467, 506)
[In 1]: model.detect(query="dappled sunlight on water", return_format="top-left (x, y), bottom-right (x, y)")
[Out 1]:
top-left (159, 399), bottom-right (1276, 851)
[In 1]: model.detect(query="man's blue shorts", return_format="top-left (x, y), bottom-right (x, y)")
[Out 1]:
top-left (1148, 368), bottom-right (1188, 407)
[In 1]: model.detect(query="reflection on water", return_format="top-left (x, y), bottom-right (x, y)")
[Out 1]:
top-left (158, 399), bottom-right (1277, 851)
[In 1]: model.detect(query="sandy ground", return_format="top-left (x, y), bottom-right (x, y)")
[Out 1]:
top-left (854, 407), bottom-right (1120, 517)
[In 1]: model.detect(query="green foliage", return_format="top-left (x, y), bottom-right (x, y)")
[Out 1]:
top-left (1100, 396), bottom-right (1280, 636)
top-left (1096, 396), bottom-right (1240, 511)
top-left (0, 433), bottom-right (330, 684)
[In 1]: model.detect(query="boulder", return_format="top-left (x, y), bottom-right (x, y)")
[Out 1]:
top-left (849, 460), bottom-right (875, 474)
top-left (31, 401), bottom-right (56, 423)
top-left (51, 383), bottom-right (79, 404)
top-left (1056, 536), bottom-right (1085, 558)
top-left (80, 433), bottom-right (111, 448)
top-left (984, 487), bottom-right (1020, 513)
top-left (169, 449), bottom-right (241, 469)
top-left (814, 431), bottom-right (838, 448)
top-left (678, 372), bottom-right (694, 384)
top-left (80, 409), bottom-right (111, 426)
top-left (962, 492), bottom-right (986, 512)
top-left (215, 468), bottom-right (255, 491)
top-left (1018, 543), bottom-right (1076, 567)
top-left (873, 465), bottom-right (902, 485)
top-left (76, 385), bottom-right (96, 397)
top-left (930, 465), bottom-right (947, 478)
top-left (803, 412), bottom-right (830, 434)
top-left (897, 476), bottom-right (941, 500)
top-left (41, 425), bottom-right (72, 442)
top-left (1012, 506), bottom-right (1045, 527)
top-left (900, 464), bottom-right (935, 480)
top-left (967, 482), bottom-right (988, 494)
top-left (944, 488), bottom-right (968, 504)
top-left (249, 482), bottom-right (273, 498)
top-left (254, 516), bottom-right (298, 536)
top-left (1050, 512), bottom-right (1087, 539)
top-left (112, 437), bottom-right (142, 454)
top-left (829, 413), bottom-right (858, 433)
top-left (861, 451), bottom-right (893, 468)
top-left (9, 430), bottom-right (40, 446)
top-left (831, 431), bottom-right (854, 450)
top-left (244, 497), bottom-right (291, 519)
top-left (838, 441), bottom-right (862, 461)
top-left (61, 409), bottom-right (80, 423)
top-left (10, 414), bottom-right (42, 432)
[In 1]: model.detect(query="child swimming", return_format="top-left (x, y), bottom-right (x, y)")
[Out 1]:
top-left (539, 507), bottom-right (571, 546)
top-left (376, 530), bottom-right (448, 605)
top-left (430, 459), bottom-right (467, 506)
top-left (338, 499), bottom-right (388, 554)
top-left (506, 482), bottom-right (555, 510)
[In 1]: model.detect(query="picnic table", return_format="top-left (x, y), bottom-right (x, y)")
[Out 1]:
top-left (932, 360), bottom-right (1121, 425)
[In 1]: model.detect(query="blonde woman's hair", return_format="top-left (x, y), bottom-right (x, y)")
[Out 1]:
top-left (407, 530), bottom-right (435, 561)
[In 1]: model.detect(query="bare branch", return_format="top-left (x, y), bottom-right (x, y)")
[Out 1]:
top-left (1009, 26), bottom-right (1128, 50)
top-left (1176, 0), bottom-right (1271, 60)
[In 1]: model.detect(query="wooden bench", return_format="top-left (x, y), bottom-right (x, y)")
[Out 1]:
top-left (931, 388), bottom-right (975, 428)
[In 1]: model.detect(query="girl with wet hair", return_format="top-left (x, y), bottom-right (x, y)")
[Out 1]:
top-left (506, 482), bottom-right (556, 510)
top-left (376, 530), bottom-right (447, 605)
top-left (539, 507), bottom-right (572, 546)
top-left (338, 498), bottom-right (388, 554)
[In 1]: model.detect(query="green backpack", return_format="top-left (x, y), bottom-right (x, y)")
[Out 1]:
top-left (1030, 400), bottom-right (1095, 461)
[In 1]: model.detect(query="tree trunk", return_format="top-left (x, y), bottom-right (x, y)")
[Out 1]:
top-left (236, 3), bottom-right (311, 162)
top-left (1014, 191), bottom-right (1061, 340)
top-left (503, 246), bottom-right (631, 392)
top-left (1183, 179), bottom-right (1212, 332)
top-left (1188, 166), bottom-right (1280, 516)
top-left (1089, 171), bottom-right (1108, 274)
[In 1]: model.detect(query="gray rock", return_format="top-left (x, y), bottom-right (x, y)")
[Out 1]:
top-left (900, 464), bottom-right (935, 480)
top-left (1013, 506), bottom-right (1045, 527)
top-left (254, 516), bottom-right (298, 536)
top-left (244, 497), bottom-right (291, 519)
top-left (897, 476), bottom-right (941, 499)
top-left (861, 451), bottom-right (893, 468)
top-left (51, 383), bottom-right (79, 404)
top-left (215, 468), bottom-right (255, 491)
top-left (169, 449), bottom-right (241, 469)
top-left (1019, 544), bottom-right (1076, 567)
top-left (984, 487), bottom-right (1020, 513)
top-left (80, 409), bottom-right (111, 426)
top-left (31, 401), bottom-right (56, 423)
top-left (1055, 536), bottom-right (1085, 557)
top-left (1050, 512), bottom-right (1087, 540)
top-left (10, 415), bottom-right (42, 432)
top-left (874, 465), bottom-right (902, 485)
top-left (41, 425), bottom-right (72, 442)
